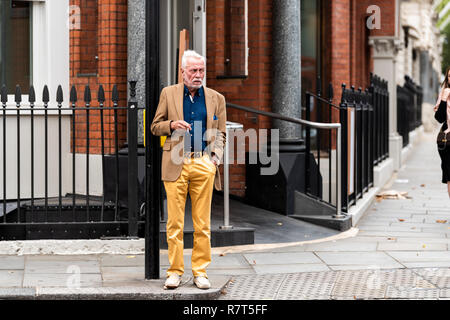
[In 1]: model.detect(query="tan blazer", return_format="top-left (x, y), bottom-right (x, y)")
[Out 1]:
top-left (150, 83), bottom-right (227, 191)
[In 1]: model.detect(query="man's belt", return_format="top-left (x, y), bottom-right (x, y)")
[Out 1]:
top-left (184, 151), bottom-right (206, 158)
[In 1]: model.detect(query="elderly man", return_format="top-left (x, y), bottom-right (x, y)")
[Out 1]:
top-left (151, 50), bottom-right (226, 290)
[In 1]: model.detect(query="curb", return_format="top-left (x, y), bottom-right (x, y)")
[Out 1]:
top-left (0, 276), bottom-right (231, 300)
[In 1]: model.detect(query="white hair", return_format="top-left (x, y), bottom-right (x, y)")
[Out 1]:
top-left (181, 50), bottom-right (206, 69)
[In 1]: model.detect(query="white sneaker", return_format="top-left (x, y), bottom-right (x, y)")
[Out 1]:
top-left (193, 276), bottom-right (211, 289)
top-left (164, 274), bottom-right (181, 289)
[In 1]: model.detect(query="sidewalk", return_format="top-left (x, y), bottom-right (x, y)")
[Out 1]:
top-left (220, 130), bottom-right (450, 299)
top-left (0, 130), bottom-right (449, 300)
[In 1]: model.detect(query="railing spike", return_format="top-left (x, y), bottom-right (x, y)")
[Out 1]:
top-left (42, 85), bottom-right (50, 103)
top-left (1, 85), bottom-right (7, 103)
top-left (15, 85), bottom-right (22, 104)
top-left (70, 85), bottom-right (77, 103)
top-left (98, 85), bottom-right (105, 103)
top-left (56, 85), bottom-right (64, 104)
top-left (112, 84), bottom-right (119, 102)
top-left (29, 86), bottom-right (36, 103)
top-left (84, 85), bottom-right (91, 103)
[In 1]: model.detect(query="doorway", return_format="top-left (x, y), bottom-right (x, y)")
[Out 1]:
top-left (159, 0), bottom-right (206, 88)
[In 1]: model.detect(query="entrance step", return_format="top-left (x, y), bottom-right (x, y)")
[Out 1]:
top-left (290, 214), bottom-right (352, 232)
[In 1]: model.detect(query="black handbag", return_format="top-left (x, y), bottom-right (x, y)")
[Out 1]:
top-left (437, 129), bottom-right (450, 150)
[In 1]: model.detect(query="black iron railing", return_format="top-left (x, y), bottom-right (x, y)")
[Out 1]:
top-left (227, 100), bottom-right (344, 218)
top-left (339, 84), bottom-right (374, 210)
top-left (306, 75), bottom-right (390, 212)
top-left (369, 74), bottom-right (390, 165)
top-left (304, 81), bottom-right (338, 206)
top-left (0, 82), bottom-right (145, 240)
top-left (397, 75), bottom-right (423, 148)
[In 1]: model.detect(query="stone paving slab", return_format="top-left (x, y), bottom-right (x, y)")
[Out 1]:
top-left (387, 251), bottom-right (450, 263)
top-left (377, 242), bottom-right (447, 251)
top-left (101, 266), bottom-right (144, 282)
top-left (315, 252), bottom-right (404, 269)
top-left (243, 252), bottom-right (322, 265)
top-left (0, 256), bottom-right (25, 270)
top-left (22, 273), bottom-right (103, 288)
top-left (25, 258), bottom-right (101, 274)
top-left (252, 264), bottom-right (330, 274)
top-left (358, 230), bottom-right (447, 238)
top-left (99, 254), bottom-right (145, 267)
top-left (302, 241), bottom-right (378, 252)
top-left (358, 225), bottom-right (424, 232)
top-left (0, 270), bottom-right (24, 287)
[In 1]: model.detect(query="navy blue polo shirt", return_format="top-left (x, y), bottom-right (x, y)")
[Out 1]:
top-left (183, 85), bottom-right (207, 152)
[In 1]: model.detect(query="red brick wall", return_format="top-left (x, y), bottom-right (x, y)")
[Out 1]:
top-left (206, 0), bottom-right (273, 198)
top-left (367, 0), bottom-right (397, 37)
top-left (327, 0), bottom-right (396, 106)
top-left (69, 0), bottom-right (128, 155)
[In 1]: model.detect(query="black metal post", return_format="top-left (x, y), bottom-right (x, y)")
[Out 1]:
top-left (15, 86), bottom-right (21, 222)
top-left (57, 86), bottom-right (63, 219)
top-left (127, 81), bottom-right (138, 237)
top-left (305, 92), bottom-right (311, 194)
top-left (112, 85), bottom-right (120, 221)
top-left (145, 0), bottom-right (161, 280)
top-left (328, 83), bottom-right (333, 203)
top-left (1, 86), bottom-right (6, 223)
top-left (43, 86), bottom-right (49, 218)
top-left (316, 78), bottom-right (322, 199)
top-left (70, 86), bottom-right (77, 221)
top-left (340, 84), bottom-right (349, 212)
top-left (29, 87), bottom-right (35, 218)
top-left (98, 86), bottom-right (106, 221)
top-left (84, 86), bottom-right (91, 221)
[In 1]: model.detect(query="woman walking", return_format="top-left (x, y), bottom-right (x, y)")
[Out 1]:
top-left (434, 67), bottom-right (450, 197)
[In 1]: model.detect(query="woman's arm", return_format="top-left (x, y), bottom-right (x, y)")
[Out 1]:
top-left (435, 88), bottom-right (450, 123)
top-left (434, 89), bottom-right (443, 112)
top-left (435, 100), bottom-right (447, 123)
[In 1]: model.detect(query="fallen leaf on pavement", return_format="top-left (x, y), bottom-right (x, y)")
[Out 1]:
top-left (398, 219), bottom-right (405, 222)
top-left (376, 190), bottom-right (411, 200)
top-left (420, 184), bottom-right (426, 187)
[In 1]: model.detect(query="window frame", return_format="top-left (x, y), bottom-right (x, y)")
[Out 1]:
top-left (3, 0), bottom-right (70, 114)
top-left (218, 0), bottom-right (249, 79)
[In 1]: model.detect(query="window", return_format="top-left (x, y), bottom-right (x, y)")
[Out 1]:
top-left (77, 0), bottom-right (98, 77)
top-left (0, 0), bottom-right (32, 94)
top-left (221, 0), bottom-right (248, 78)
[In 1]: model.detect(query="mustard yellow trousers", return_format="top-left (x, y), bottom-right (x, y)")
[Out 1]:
top-left (163, 154), bottom-right (216, 278)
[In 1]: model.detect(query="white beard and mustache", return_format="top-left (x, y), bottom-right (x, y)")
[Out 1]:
top-left (189, 78), bottom-right (203, 89)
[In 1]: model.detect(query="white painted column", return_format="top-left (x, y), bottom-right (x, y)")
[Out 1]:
top-left (369, 36), bottom-right (403, 172)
